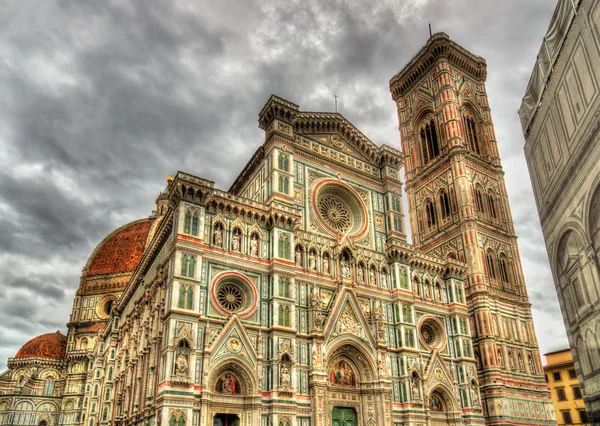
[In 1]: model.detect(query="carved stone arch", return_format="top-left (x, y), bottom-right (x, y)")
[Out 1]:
top-left (326, 341), bottom-right (376, 383)
top-left (428, 383), bottom-right (458, 413)
top-left (39, 369), bottom-right (60, 380)
top-left (209, 360), bottom-right (258, 396)
top-left (229, 218), bottom-right (244, 235)
top-left (552, 222), bottom-right (588, 276)
top-left (168, 408), bottom-right (187, 421)
top-left (35, 401), bottom-right (58, 411)
top-left (412, 106), bottom-right (435, 132)
top-left (432, 277), bottom-right (445, 302)
top-left (248, 223), bottom-right (263, 237)
top-left (278, 416), bottom-right (292, 426)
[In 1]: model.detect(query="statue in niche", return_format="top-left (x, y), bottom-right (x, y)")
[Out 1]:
top-left (280, 365), bottom-right (291, 388)
top-left (381, 273), bottom-right (387, 288)
top-left (424, 283), bottom-right (431, 299)
top-left (309, 252), bottom-right (316, 271)
top-left (341, 260), bottom-right (350, 278)
top-left (295, 248), bottom-right (302, 267)
top-left (175, 353), bottom-right (188, 376)
top-left (411, 377), bottom-right (420, 400)
top-left (370, 268), bottom-right (376, 286)
top-left (497, 350), bottom-right (503, 367)
top-left (435, 284), bottom-right (442, 301)
top-left (471, 384), bottom-right (479, 405)
top-left (323, 257), bottom-right (330, 274)
top-left (213, 226), bottom-right (223, 247)
top-left (518, 353), bottom-right (524, 372)
top-left (250, 235), bottom-right (259, 256)
top-left (231, 232), bottom-right (240, 252)
top-left (528, 355), bottom-right (534, 373)
top-left (358, 267), bottom-right (364, 283)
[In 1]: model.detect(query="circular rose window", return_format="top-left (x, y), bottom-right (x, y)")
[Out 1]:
top-left (419, 317), bottom-right (446, 350)
top-left (217, 283), bottom-right (245, 312)
top-left (313, 180), bottom-right (368, 238)
top-left (211, 272), bottom-right (257, 318)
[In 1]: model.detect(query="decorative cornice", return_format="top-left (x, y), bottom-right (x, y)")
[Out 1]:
top-left (389, 32), bottom-right (487, 100)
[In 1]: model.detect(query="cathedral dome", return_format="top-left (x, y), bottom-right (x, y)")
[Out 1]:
top-left (15, 331), bottom-right (67, 360)
top-left (86, 218), bottom-right (155, 277)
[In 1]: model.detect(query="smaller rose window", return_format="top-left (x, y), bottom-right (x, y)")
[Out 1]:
top-left (419, 317), bottom-right (446, 350)
top-left (421, 324), bottom-right (436, 346)
top-left (217, 283), bottom-right (245, 312)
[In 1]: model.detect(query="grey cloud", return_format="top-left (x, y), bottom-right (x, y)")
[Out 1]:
top-left (0, 0), bottom-right (563, 371)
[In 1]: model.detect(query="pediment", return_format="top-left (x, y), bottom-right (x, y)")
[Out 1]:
top-left (323, 287), bottom-right (376, 349)
top-left (209, 315), bottom-right (258, 368)
top-left (424, 350), bottom-right (455, 391)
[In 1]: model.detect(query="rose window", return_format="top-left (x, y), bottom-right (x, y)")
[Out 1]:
top-left (318, 196), bottom-right (351, 233)
top-left (313, 181), bottom-right (367, 238)
top-left (419, 317), bottom-right (446, 350)
top-left (211, 273), bottom-right (257, 318)
top-left (421, 324), bottom-right (436, 346)
top-left (216, 283), bottom-right (245, 312)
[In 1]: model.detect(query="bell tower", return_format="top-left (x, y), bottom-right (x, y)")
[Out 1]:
top-left (390, 33), bottom-right (554, 424)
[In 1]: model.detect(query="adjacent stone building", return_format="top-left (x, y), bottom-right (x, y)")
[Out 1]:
top-left (0, 34), bottom-right (554, 426)
top-left (520, 0), bottom-right (600, 422)
top-left (543, 349), bottom-right (590, 425)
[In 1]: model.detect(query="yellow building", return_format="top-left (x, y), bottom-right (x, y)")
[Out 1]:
top-left (544, 349), bottom-right (590, 425)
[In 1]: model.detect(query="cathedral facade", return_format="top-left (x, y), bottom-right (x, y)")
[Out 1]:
top-left (0, 34), bottom-right (554, 426)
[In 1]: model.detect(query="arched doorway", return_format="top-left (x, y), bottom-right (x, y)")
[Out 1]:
top-left (322, 342), bottom-right (383, 426)
top-left (212, 414), bottom-right (239, 426)
top-left (203, 361), bottom-right (261, 426)
top-left (429, 388), bottom-right (457, 426)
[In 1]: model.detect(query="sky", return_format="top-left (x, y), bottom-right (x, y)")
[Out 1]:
top-left (0, 0), bottom-right (566, 371)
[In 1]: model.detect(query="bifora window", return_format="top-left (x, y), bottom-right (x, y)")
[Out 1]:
top-left (462, 109), bottom-right (481, 155)
top-left (419, 117), bottom-right (440, 165)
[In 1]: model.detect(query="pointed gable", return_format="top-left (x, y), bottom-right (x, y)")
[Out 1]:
top-left (209, 315), bottom-right (258, 369)
top-left (323, 287), bottom-right (377, 349)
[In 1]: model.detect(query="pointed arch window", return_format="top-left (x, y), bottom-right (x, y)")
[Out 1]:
top-left (498, 255), bottom-right (511, 285)
top-left (278, 176), bottom-right (290, 194)
top-left (439, 190), bottom-right (451, 221)
top-left (102, 407), bottom-right (108, 421)
top-left (485, 250), bottom-right (498, 280)
top-left (278, 233), bottom-right (291, 259)
top-left (191, 214), bottom-right (198, 235)
top-left (44, 379), bottom-right (54, 396)
top-left (107, 367), bottom-right (113, 381)
top-left (278, 152), bottom-right (290, 172)
top-left (184, 211), bottom-right (191, 234)
top-left (487, 192), bottom-right (498, 221)
top-left (278, 304), bottom-right (291, 327)
top-left (105, 388), bottom-right (110, 400)
top-left (474, 187), bottom-right (486, 216)
top-left (279, 277), bottom-right (291, 298)
top-left (181, 255), bottom-right (195, 277)
top-left (462, 109), bottom-right (481, 154)
top-left (419, 117), bottom-right (440, 165)
top-left (178, 285), bottom-right (194, 310)
top-left (425, 199), bottom-right (437, 230)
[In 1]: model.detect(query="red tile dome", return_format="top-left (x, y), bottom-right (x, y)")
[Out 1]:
top-left (86, 218), bottom-right (155, 277)
top-left (15, 331), bottom-right (67, 360)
